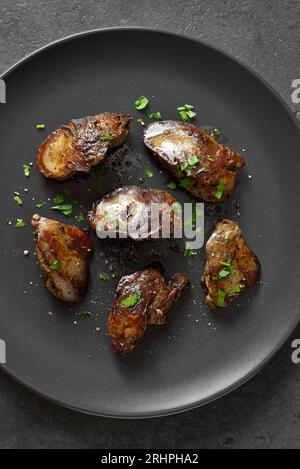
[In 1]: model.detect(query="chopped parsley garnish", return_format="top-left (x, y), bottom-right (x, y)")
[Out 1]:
top-left (196, 167), bottom-right (207, 174)
top-left (217, 289), bottom-right (226, 307)
top-left (218, 269), bottom-right (231, 279)
top-left (184, 199), bottom-right (200, 229)
top-left (135, 95), bottom-right (149, 110)
top-left (218, 260), bottom-right (234, 279)
top-left (183, 243), bottom-right (197, 257)
top-left (220, 261), bottom-right (232, 267)
top-left (179, 177), bottom-right (195, 189)
top-left (51, 203), bottom-right (73, 217)
top-left (50, 260), bottom-right (61, 270)
top-left (36, 202), bottom-right (44, 209)
top-left (184, 205), bottom-right (202, 230)
top-left (177, 104), bottom-right (197, 122)
top-left (217, 285), bottom-right (243, 306)
top-left (13, 194), bottom-right (23, 206)
top-left (147, 111), bottom-right (161, 120)
top-left (15, 218), bottom-right (26, 228)
top-left (187, 155), bottom-right (199, 167)
top-left (179, 156), bottom-right (199, 177)
top-left (136, 118), bottom-right (145, 125)
top-left (213, 128), bottom-right (221, 137)
top-left (215, 182), bottom-right (225, 200)
top-left (167, 181), bottom-right (177, 190)
top-left (23, 164), bottom-right (30, 177)
top-left (226, 285), bottom-right (242, 296)
top-left (53, 194), bottom-right (64, 204)
top-left (99, 273), bottom-right (109, 282)
top-left (101, 134), bottom-right (114, 141)
top-left (145, 167), bottom-right (154, 178)
top-left (180, 162), bottom-right (192, 176)
top-left (36, 124), bottom-right (46, 129)
top-left (121, 291), bottom-right (141, 308)
top-left (75, 213), bottom-right (85, 223)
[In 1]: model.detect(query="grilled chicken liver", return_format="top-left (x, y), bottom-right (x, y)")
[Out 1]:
top-left (144, 121), bottom-right (245, 202)
top-left (88, 185), bottom-right (181, 241)
top-left (37, 113), bottom-right (131, 180)
top-left (202, 219), bottom-right (260, 308)
top-left (108, 269), bottom-right (189, 355)
top-left (31, 215), bottom-right (93, 302)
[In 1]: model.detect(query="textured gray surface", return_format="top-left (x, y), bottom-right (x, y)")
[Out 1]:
top-left (0, 0), bottom-right (300, 449)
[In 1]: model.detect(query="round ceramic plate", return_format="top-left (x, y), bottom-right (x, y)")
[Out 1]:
top-left (1, 28), bottom-right (300, 418)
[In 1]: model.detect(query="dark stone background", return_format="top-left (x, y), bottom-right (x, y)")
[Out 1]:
top-left (0, 0), bottom-right (299, 449)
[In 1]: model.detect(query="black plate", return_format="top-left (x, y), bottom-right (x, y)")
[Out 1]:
top-left (1, 28), bottom-right (300, 418)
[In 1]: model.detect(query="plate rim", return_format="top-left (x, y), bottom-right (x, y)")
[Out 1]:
top-left (1, 26), bottom-right (299, 419)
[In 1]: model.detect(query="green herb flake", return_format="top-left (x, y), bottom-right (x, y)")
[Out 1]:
top-left (50, 203), bottom-right (73, 217)
top-left (217, 284), bottom-right (242, 307)
top-left (217, 289), bottom-right (226, 307)
top-left (50, 260), bottom-right (61, 270)
top-left (179, 177), bottom-right (195, 189)
top-left (185, 200), bottom-right (198, 229)
top-left (178, 110), bottom-right (188, 122)
top-left (220, 261), bottom-right (231, 267)
top-left (215, 182), bottom-right (225, 200)
top-left (180, 161), bottom-right (188, 171)
top-left (218, 269), bottom-right (230, 279)
top-left (135, 95), bottom-right (149, 110)
top-left (218, 260), bottom-right (234, 279)
top-left (183, 243), bottom-right (197, 257)
top-left (180, 156), bottom-right (200, 177)
top-left (53, 194), bottom-right (64, 204)
top-left (145, 167), bottom-right (154, 178)
top-left (101, 134), bottom-right (114, 142)
top-left (214, 128), bottom-right (221, 137)
top-left (147, 111), bottom-right (161, 120)
top-left (75, 213), bottom-right (85, 223)
top-left (187, 111), bottom-right (197, 118)
top-left (180, 162), bottom-right (190, 175)
top-left (15, 218), bottom-right (26, 228)
top-left (23, 164), bottom-right (30, 177)
top-left (99, 273), bottom-right (109, 282)
top-left (121, 291), bottom-right (141, 308)
top-left (187, 155), bottom-right (199, 167)
top-left (35, 202), bottom-right (44, 209)
top-left (36, 124), bottom-right (46, 129)
top-left (167, 182), bottom-right (177, 190)
top-left (177, 104), bottom-right (197, 122)
top-left (226, 285), bottom-right (242, 297)
top-left (13, 194), bottom-right (23, 206)
top-left (196, 167), bottom-right (207, 174)
top-left (136, 118), bottom-right (145, 125)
